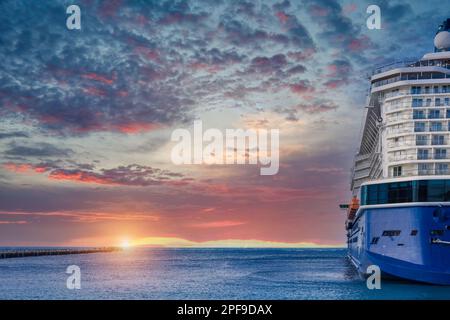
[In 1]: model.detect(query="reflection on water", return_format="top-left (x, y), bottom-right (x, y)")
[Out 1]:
top-left (342, 256), bottom-right (361, 281)
top-left (0, 248), bottom-right (449, 299)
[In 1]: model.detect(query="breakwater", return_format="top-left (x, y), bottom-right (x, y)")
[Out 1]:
top-left (0, 247), bottom-right (122, 259)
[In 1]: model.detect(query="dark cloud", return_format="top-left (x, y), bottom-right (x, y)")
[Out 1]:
top-left (273, 0), bottom-right (291, 11)
top-left (0, 131), bottom-right (29, 139)
top-left (247, 54), bottom-right (288, 74)
top-left (323, 59), bottom-right (352, 89)
top-left (376, 0), bottom-right (412, 23)
top-left (0, 1), bottom-right (197, 135)
top-left (275, 98), bottom-right (338, 120)
top-left (302, 0), bottom-right (373, 54)
top-left (3, 161), bottom-right (188, 187)
top-left (4, 142), bottom-right (73, 157)
top-left (48, 164), bottom-right (187, 186)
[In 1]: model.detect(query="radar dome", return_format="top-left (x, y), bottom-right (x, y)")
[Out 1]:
top-left (434, 31), bottom-right (450, 50)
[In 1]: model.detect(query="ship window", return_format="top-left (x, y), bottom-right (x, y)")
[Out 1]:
top-left (361, 179), bottom-right (450, 205)
top-left (411, 86), bottom-right (421, 94)
top-left (430, 122), bottom-right (443, 131)
top-left (370, 237), bottom-right (380, 244)
top-left (382, 230), bottom-right (401, 237)
top-left (390, 181), bottom-right (412, 202)
top-left (434, 149), bottom-right (447, 159)
top-left (418, 163), bottom-right (431, 175)
top-left (412, 98), bottom-right (423, 107)
top-left (414, 122), bottom-right (425, 132)
top-left (418, 149), bottom-right (429, 160)
top-left (413, 110), bottom-right (424, 119)
top-left (427, 180), bottom-right (446, 200)
top-left (432, 135), bottom-right (445, 145)
top-left (393, 166), bottom-right (402, 177)
top-left (416, 135), bottom-right (428, 145)
top-left (435, 98), bottom-right (441, 107)
top-left (410, 230), bottom-right (418, 236)
top-left (434, 86), bottom-right (440, 94)
top-left (428, 109), bottom-right (440, 119)
top-left (436, 164), bottom-right (448, 175)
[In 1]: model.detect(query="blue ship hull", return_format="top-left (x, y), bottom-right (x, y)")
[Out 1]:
top-left (348, 205), bottom-right (450, 285)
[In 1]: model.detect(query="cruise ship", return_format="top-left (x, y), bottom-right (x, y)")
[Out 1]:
top-left (344, 19), bottom-right (450, 285)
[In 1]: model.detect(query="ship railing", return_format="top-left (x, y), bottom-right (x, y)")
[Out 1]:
top-left (386, 124), bottom-right (450, 136)
top-left (388, 154), bottom-right (450, 161)
top-left (384, 87), bottom-right (450, 100)
top-left (384, 92), bottom-right (409, 100)
top-left (385, 103), bottom-right (450, 113)
top-left (372, 60), bottom-right (417, 75)
top-left (372, 62), bottom-right (450, 77)
top-left (386, 127), bottom-right (414, 135)
top-left (388, 155), bottom-right (417, 162)
top-left (387, 138), bottom-right (449, 146)
top-left (386, 112), bottom-right (450, 121)
top-left (387, 140), bottom-right (416, 148)
top-left (390, 169), bottom-right (450, 177)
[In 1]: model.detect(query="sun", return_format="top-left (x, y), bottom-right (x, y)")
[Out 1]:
top-left (120, 239), bottom-right (131, 249)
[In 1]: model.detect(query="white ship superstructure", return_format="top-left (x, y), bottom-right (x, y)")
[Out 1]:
top-left (351, 28), bottom-right (450, 195)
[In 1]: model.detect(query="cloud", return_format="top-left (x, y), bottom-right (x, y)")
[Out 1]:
top-left (0, 211), bottom-right (159, 223)
top-left (289, 80), bottom-right (315, 95)
top-left (190, 220), bottom-right (246, 228)
top-left (247, 54), bottom-right (288, 74)
top-left (303, 0), bottom-right (373, 53)
top-left (0, 220), bottom-right (28, 225)
top-left (275, 98), bottom-right (338, 120)
top-left (3, 161), bottom-right (188, 187)
top-left (4, 142), bottom-right (73, 157)
top-left (0, 131), bottom-right (29, 139)
top-left (323, 59), bottom-right (352, 88)
top-left (376, 0), bottom-right (412, 24)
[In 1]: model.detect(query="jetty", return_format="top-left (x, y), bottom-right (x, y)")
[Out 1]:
top-left (0, 247), bottom-right (122, 259)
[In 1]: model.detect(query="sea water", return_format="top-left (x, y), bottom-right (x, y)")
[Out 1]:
top-left (0, 248), bottom-right (450, 300)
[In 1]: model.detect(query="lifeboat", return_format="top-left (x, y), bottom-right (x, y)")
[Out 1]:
top-left (347, 196), bottom-right (359, 221)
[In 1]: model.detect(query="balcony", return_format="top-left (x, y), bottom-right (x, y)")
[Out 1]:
top-left (390, 168), bottom-right (450, 177)
top-left (385, 102), bottom-right (450, 113)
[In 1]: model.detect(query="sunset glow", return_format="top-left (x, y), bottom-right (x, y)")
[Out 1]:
top-left (0, 0), bottom-right (440, 248)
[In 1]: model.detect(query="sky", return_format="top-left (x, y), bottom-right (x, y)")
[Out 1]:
top-left (0, 0), bottom-right (447, 247)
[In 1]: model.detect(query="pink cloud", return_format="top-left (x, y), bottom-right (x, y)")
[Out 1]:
top-left (289, 81), bottom-right (315, 95)
top-left (275, 11), bottom-right (289, 24)
top-left (348, 36), bottom-right (371, 52)
top-left (343, 3), bottom-right (357, 14)
top-left (0, 220), bottom-right (28, 225)
top-left (82, 73), bottom-right (115, 85)
top-left (82, 87), bottom-right (107, 97)
top-left (190, 220), bottom-right (246, 228)
top-left (309, 5), bottom-right (330, 17)
top-left (134, 47), bottom-right (160, 62)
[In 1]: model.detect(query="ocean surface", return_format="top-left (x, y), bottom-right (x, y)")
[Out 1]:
top-left (0, 248), bottom-right (450, 300)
